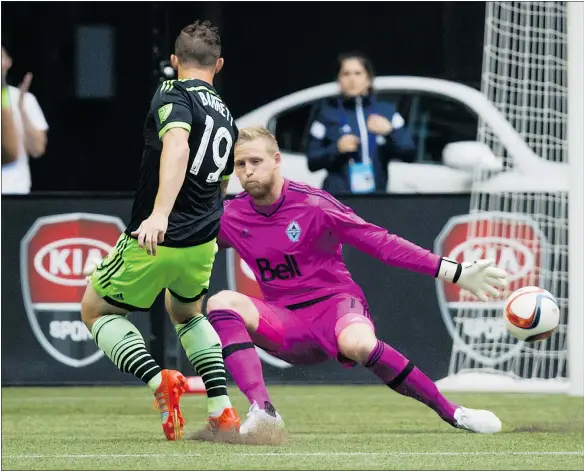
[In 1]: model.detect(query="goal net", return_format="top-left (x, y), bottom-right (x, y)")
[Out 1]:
top-left (436, 1), bottom-right (578, 393)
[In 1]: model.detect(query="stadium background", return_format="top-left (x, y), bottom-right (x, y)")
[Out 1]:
top-left (1, 1), bottom-right (489, 386)
top-left (1, 3), bottom-right (583, 471)
top-left (1, 1), bottom-right (485, 191)
top-left (0, 1), bottom-right (492, 387)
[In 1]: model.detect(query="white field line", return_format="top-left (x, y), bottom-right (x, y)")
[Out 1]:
top-left (3, 451), bottom-right (584, 459)
top-left (13, 396), bottom-right (155, 402)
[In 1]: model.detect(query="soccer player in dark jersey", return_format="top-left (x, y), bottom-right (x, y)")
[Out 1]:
top-left (80, 21), bottom-right (240, 440)
top-left (207, 127), bottom-right (508, 436)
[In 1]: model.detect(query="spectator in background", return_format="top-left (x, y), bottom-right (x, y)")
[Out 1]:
top-left (306, 53), bottom-right (415, 194)
top-left (1, 46), bottom-right (48, 194)
top-left (2, 71), bottom-right (18, 165)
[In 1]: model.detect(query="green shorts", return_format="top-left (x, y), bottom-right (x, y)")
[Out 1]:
top-left (91, 233), bottom-right (218, 311)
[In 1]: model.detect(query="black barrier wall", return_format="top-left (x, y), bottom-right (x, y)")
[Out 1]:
top-left (1, 194), bottom-right (471, 386)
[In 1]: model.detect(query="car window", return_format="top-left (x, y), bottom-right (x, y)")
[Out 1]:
top-left (418, 93), bottom-right (478, 163)
top-left (268, 103), bottom-right (316, 154)
top-left (269, 91), bottom-right (479, 161)
top-left (376, 91), bottom-right (478, 164)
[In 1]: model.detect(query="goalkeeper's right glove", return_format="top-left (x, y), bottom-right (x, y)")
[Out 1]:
top-left (436, 257), bottom-right (508, 302)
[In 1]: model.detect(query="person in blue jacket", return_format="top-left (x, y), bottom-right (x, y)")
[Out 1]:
top-left (306, 53), bottom-right (416, 194)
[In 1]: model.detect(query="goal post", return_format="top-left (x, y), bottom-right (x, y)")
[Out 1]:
top-left (436, 2), bottom-right (582, 394)
top-left (567, 1), bottom-right (584, 397)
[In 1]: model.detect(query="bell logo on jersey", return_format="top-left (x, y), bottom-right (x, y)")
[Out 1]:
top-left (20, 213), bottom-right (125, 368)
top-left (434, 212), bottom-right (549, 366)
top-left (256, 255), bottom-right (302, 282)
top-left (286, 221), bottom-right (301, 242)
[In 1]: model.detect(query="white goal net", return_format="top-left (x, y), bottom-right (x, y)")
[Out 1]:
top-left (436, 2), bottom-right (574, 393)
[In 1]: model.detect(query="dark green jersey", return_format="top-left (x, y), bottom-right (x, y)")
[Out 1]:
top-left (126, 79), bottom-right (238, 247)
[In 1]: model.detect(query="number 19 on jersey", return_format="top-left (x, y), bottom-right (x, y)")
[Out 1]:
top-left (190, 114), bottom-right (233, 183)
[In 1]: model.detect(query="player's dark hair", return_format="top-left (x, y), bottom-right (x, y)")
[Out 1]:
top-left (337, 52), bottom-right (376, 92)
top-left (174, 20), bottom-right (221, 68)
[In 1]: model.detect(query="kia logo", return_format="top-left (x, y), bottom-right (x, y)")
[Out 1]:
top-left (434, 211), bottom-right (549, 367)
top-left (446, 236), bottom-right (534, 283)
top-left (21, 213), bottom-right (125, 367)
top-left (33, 237), bottom-right (112, 287)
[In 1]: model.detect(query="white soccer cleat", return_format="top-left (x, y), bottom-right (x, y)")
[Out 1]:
top-left (240, 401), bottom-right (284, 435)
top-left (454, 406), bottom-right (502, 434)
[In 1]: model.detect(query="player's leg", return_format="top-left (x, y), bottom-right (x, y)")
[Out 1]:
top-left (81, 284), bottom-right (163, 389)
top-left (82, 235), bottom-right (187, 440)
top-left (336, 321), bottom-right (459, 424)
top-left (334, 304), bottom-right (501, 433)
top-left (206, 290), bottom-right (285, 434)
top-left (167, 238), bottom-right (241, 432)
top-left (165, 290), bottom-right (239, 432)
top-left (205, 290), bottom-right (274, 409)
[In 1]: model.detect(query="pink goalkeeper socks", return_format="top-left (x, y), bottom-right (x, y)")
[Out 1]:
top-left (364, 340), bottom-right (458, 425)
top-left (207, 309), bottom-right (271, 408)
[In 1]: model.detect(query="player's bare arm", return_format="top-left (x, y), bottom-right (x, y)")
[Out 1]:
top-left (132, 127), bottom-right (190, 256)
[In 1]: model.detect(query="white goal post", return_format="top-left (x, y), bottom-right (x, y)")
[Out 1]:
top-left (436, 2), bottom-right (583, 395)
top-left (567, 1), bottom-right (584, 397)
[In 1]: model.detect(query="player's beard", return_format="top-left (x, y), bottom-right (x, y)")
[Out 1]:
top-left (243, 179), bottom-right (272, 199)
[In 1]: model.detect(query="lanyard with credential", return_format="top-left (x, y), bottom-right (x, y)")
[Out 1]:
top-left (338, 96), bottom-right (377, 193)
top-left (337, 96), bottom-right (377, 166)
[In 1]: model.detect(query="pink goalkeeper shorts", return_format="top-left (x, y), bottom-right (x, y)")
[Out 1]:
top-left (248, 293), bottom-right (374, 367)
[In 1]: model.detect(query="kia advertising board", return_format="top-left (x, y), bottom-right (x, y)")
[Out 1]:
top-left (21, 213), bottom-right (125, 368)
top-left (3, 194), bottom-right (470, 385)
top-left (434, 211), bottom-right (549, 367)
top-left (2, 197), bottom-right (152, 385)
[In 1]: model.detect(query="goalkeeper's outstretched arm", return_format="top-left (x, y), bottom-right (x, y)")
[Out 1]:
top-left (324, 199), bottom-right (508, 301)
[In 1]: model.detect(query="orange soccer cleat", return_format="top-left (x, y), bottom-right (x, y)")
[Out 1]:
top-left (152, 369), bottom-right (188, 440)
top-left (206, 407), bottom-right (241, 433)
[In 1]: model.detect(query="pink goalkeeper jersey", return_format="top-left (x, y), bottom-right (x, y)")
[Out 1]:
top-left (218, 180), bottom-right (441, 308)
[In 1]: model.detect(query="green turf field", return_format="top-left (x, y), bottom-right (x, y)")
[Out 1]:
top-left (2, 385), bottom-right (583, 470)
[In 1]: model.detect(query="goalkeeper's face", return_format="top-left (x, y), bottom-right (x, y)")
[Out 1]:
top-left (234, 137), bottom-right (281, 199)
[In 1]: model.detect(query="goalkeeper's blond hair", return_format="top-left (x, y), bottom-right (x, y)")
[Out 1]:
top-left (236, 126), bottom-right (280, 155)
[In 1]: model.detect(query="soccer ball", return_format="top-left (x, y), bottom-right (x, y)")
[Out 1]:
top-left (504, 286), bottom-right (560, 342)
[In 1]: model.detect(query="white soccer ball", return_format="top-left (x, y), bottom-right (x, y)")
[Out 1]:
top-left (504, 286), bottom-right (560, 342)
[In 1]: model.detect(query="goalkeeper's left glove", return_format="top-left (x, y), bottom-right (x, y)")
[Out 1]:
top-left (436, 257), bottom-right (508, 302)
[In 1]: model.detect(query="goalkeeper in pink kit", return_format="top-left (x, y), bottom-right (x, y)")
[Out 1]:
top-left (208, 127), bottom-right (508, 435)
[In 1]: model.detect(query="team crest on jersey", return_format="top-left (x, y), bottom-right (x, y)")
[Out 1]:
top-left (158, 104), bottom-right (173, 124)
top-left (286, 221), bottom-right (301, 242)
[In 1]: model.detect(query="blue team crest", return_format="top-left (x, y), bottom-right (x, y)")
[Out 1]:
top-left (286, 221), bottom-right (301, 242)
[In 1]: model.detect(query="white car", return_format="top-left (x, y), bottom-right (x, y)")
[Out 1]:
top-left (229, 76), bottom-right (567, 194)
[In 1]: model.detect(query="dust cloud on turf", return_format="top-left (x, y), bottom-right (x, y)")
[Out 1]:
top-left (186, 423), bottom-right (288, 446)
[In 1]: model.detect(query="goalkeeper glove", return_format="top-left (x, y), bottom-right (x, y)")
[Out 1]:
top-left (436, 258), bottom-right (507, 302)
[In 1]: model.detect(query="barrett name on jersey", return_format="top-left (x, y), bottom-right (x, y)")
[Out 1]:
top-left (126, 78), bottom-right (238, 247)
